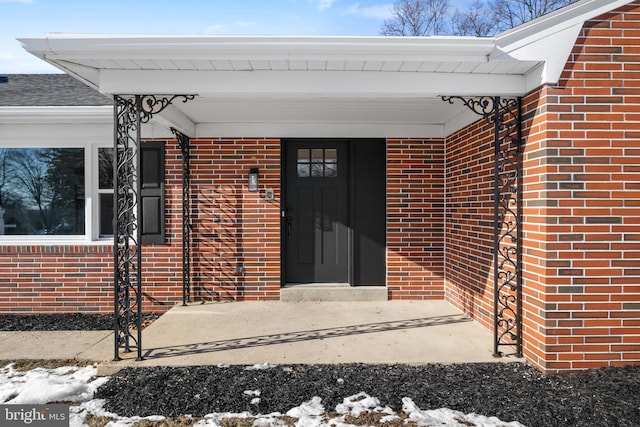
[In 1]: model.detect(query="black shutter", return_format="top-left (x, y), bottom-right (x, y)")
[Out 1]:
top-left (140, 141), bottom-right (165, 244)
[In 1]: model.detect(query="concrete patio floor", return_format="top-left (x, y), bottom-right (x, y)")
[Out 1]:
top-left (97, 300), bottom-right (518, 374)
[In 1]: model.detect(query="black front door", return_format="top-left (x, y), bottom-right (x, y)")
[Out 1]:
top-left (285, 140), bottom-right (349, 284)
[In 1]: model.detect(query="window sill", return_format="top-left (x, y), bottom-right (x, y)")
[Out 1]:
top-left (0, 238), bottom-right (113, 246)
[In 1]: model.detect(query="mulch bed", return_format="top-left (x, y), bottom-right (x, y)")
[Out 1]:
top-left (3, 313), bottom-right (639, 426)
top-left (0, 313), bottom-right (113, 331)
top-left (0, 313), bottom-right (159, 331)
top-left (96, 363), bottom-right (640, 427)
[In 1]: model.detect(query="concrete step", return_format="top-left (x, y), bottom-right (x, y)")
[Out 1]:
top-left (280, 285), bottom-right (387, 302)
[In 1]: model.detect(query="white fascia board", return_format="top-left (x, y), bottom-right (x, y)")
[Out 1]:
top-left (0, 106), bottom-right (113, 124)
top-left (493, 0), bottom-right (634, 88)
top-left (99, 69), bottom-right (527, 98)
top-left (506, 23), bottom-right (584, 90)
top-left (195, 122), bottom-right (445, 139)
top-left (20, 34), bottom-right (495, 64)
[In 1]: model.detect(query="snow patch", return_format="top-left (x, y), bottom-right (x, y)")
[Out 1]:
top-left (402, 397), bottom-right (526, 427)
top-left (245, 363), bottom-right (274, 370)
top-left (286, 396), bottom-right (325, 418)
top-left (335, 392), bottom-right (394, 417)
top-left (0, 364), bottom-right (108, 405)
top-left (0, 363), bottom-right (527, 427)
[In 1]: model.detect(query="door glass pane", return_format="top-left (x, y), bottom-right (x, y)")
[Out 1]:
top-left (297, 149), bottom-right (310, 177)
top-left (297, 149), bottom-right (309, 162)
top-left (324, 149), bottom-right (337, 177)
top-left (311, 149), bottom-right (324, 177)
top-left (297, 163), bottom-right (310, 177)
top-left (325, 163), bottom-right (337, 177)
top-left (296, 147), bottom-right (339, 178)
top-left (311, 149), bottom-right (323, 163)
top-left (325, 149), bottom-right (337, 163)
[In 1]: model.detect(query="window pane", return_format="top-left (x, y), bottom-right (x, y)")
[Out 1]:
top-left (297, 149), bottom-right (310, 177)
top-left (297, 149), bottom-right (309, 162)
top-left (325, 163), bottom-right (338, 177)
top-left (325, 148), bottom-right (337, 177)
top-left (297, 163), bottom-right (310, 177)
top-left (325, 149), bottom-right (337, 163)
top-left (99, 193), bottom-right (113, 237)
top-left (0, 148), bottom-right (85, 236)
top-left (99, 148), bottom-right (114, 189)
top-left (311, 163), bottom-right (323, 177)
top-left (311, 149), bottom-right (323, 163)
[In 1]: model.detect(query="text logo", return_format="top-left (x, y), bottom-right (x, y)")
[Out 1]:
top-left (1, 405), bottom-right (68, 426)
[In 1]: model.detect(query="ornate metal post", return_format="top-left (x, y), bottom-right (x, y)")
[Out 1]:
top-left (172, 128), bottom-right (192, 305)
top-left (442, 96), bottom-right (523, 358)
top-left (113, 95), bottom-right (143, 361)
top-left (113, 95), bottom-right (195, 361)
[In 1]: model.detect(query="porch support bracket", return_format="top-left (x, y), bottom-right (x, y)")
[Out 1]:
top-left (171, 127), bottom-right (192, 306)
top-left (113, 94), bottom-right (195, 362)
top-left (441, 96), bottom-right (523, 358)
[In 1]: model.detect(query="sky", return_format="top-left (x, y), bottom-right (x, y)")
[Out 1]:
top-left (0, 0), bottom-right (472, 74)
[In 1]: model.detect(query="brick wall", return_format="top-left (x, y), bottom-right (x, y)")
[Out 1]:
top-left (0, 140), bottom-right (186, 314)
top-left (521, 1), bottom-right (640, 372)
top-left (190, 138), bottom-right (281, 301)
top-left (3, 137), bottom-right (448, 311)
top-left (519, 87), bottom-right (550, 371)
top-left (0, 139), bottom-right (211, 314)
top-left (0, 138), bottom-right (282, 313)
top-left (444, 120), bottom-right (495, 331)
top-left (387, 138), bottom-right (446, 299)
top-left (0, 245), bottom-right (113, 313)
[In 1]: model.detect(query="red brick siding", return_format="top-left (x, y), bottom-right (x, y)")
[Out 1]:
top-left (520, 87), bottom-right (552, 372)
top-left (190, 138), bottom-right (281, 301)
top-left (0, 140), bottom-right (188, 314)
top-left (0, 245), bottom-right (114, 313)
top-left (444, 120), bottom-right (496, 332)
top-left (0, 138), bottom-right (281, 313)
top-left (522, 1), bottom-right (640, 372)
top-left (1, 137), bottom-right (447, 309)
top-left (387, 138), bottom-right (445, 299)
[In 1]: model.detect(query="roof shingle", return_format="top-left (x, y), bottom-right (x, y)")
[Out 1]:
top-left (0, 74), bottom-right (111, 106)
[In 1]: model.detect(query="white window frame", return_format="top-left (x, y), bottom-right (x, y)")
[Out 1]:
top-left (0, 108), bottom-right (114, 244)
top-left (93, 144), bottom-right (115, 241)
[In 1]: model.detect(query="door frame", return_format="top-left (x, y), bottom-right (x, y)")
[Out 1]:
top-left (280, 138), bottom-right (386, 288)
top-left (281, 138), bottom-right (352, 286)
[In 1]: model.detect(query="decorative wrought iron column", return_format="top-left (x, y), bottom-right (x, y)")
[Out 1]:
top-left (171, 128), bottom-right (192, 305)
top-left (113, 95), bottom-right (195, 361)
top-left (442, 96), bottom-right (523, 358)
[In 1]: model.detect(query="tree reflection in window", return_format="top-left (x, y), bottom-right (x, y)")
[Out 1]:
top-left (0, 148), bottom-right (84, 236)
top-left (297, 148), bottom-right (338, 178)
top-left (98, 148), bottom-right (114, 237)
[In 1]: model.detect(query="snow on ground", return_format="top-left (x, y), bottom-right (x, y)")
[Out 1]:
top-left (0, 363), bottom-right (526, 427)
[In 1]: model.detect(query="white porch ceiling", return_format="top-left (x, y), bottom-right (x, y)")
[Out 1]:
top-left (18, 0), bottom-right (633, 138)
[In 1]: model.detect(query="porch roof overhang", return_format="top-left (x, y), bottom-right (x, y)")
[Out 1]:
top-left (18, 0), bottom-right (633, 139)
